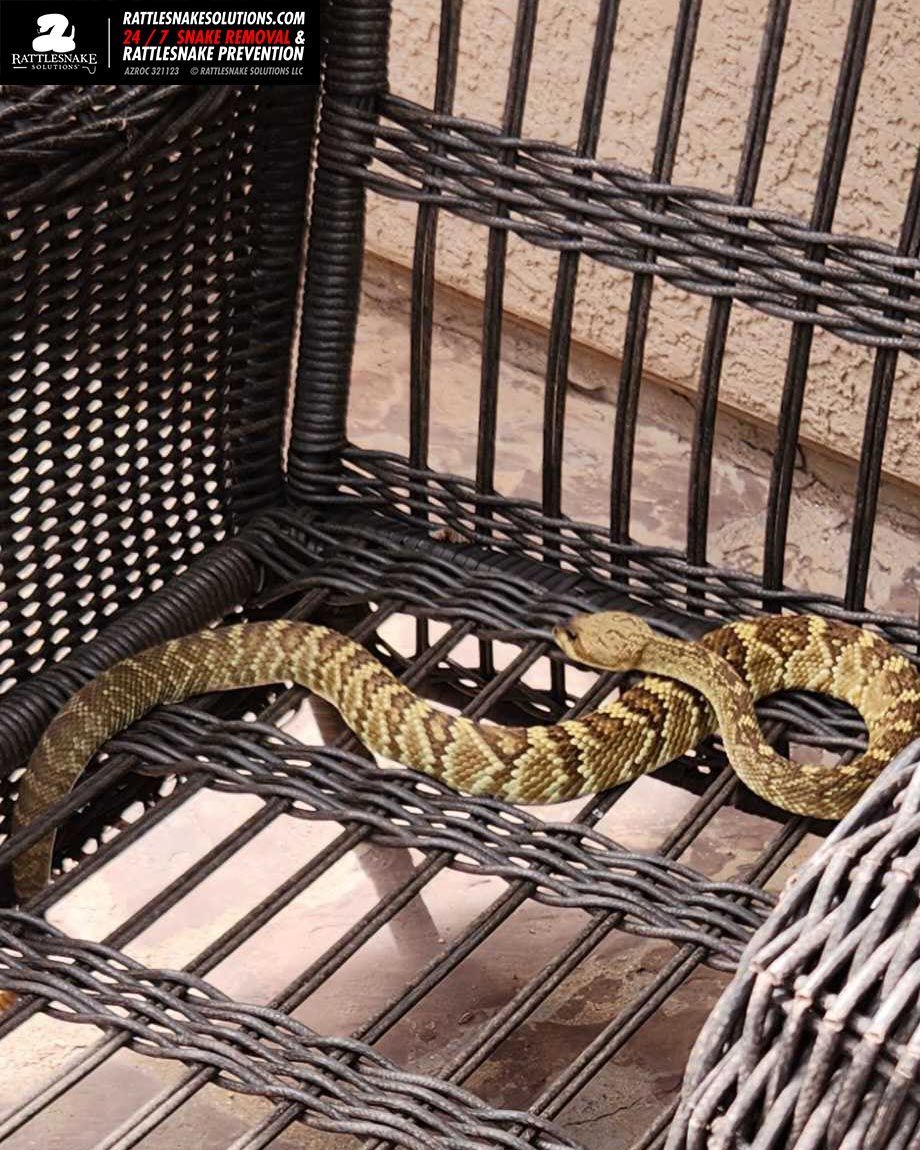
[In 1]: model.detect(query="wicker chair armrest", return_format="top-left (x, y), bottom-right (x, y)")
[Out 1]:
top-left (669, 737), bottom-right (920, 1149)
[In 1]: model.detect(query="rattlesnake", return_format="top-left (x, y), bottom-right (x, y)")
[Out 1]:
top-left (11, 612), bottom-right (920, 901)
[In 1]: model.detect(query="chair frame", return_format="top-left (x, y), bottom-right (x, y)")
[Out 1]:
top-left (0, 1), bottom-right (917, 1144)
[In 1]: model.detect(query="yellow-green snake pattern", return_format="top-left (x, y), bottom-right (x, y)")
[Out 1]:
top-left (12, 612), bottom-right (920, 902)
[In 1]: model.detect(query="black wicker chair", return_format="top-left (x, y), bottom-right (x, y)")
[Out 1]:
top-left (0, 0), bottom-right (918, 1144)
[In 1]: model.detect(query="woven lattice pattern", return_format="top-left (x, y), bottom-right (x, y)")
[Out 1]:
top-left (0, 912), bottom-right (580, 1150)
top-left (0, 522), bottom-right (910, 1148)
top-left (0, 86), bottom-right (311, 698)
top-left (244, 512), bottom-right (879, 759)
top-left (0, 519), bottom-right (823, 1140)
top-left (289, 0), bottom-right (920, 640)
top-left (105, 726), bottom-right (772, 968)
top-left (0, 547), bottom-right (798, 1148)
top-left (0, 515), bottom-right (903, 1148)
top-left (0, 87), bottom-right (224, 190)
top-left (669, 737), bottom-right (920, 1150)
top-left (326, 94), bottom-right (920, 354)
top-left (287, 456), bottom-right (920, 659)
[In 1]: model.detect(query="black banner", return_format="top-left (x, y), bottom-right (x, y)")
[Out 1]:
top-left (0, 2), bottom-right (319, 84)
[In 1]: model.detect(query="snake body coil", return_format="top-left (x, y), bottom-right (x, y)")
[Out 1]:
top-left (12, 613), bottom-right (920, 900)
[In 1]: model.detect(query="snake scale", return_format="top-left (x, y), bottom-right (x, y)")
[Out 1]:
top-left (11, 612), bottom-right (920, 902)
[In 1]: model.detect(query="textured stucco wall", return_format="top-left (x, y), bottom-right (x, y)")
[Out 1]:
top-left (364, 0), bottom-right (920, 489)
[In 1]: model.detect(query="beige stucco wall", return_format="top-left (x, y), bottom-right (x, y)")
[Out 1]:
top-left (364, 0), bottom-right (920, 489)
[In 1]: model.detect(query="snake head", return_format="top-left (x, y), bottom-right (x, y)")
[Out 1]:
top-left (554, 611), bottom-right (655, 670)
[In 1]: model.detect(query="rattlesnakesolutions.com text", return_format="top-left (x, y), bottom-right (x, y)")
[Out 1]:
top-left (123, 10), bottom-right (307, 20)
top-left (123, 10), bottom-right (307, 62)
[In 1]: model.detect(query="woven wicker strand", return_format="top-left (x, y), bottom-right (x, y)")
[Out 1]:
top-left (667, 737), bottom-right (920, 1150)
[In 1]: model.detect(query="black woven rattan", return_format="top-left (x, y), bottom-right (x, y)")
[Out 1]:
top-left (0, 84), bottom-right (313, 788)
top-left (0, 84), bottom-right (312, 694)
top-left (0, 1), bottom-right (917, 1147)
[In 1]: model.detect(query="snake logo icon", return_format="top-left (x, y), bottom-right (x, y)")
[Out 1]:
top-left (32, 13), bottom-right (76, 52)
